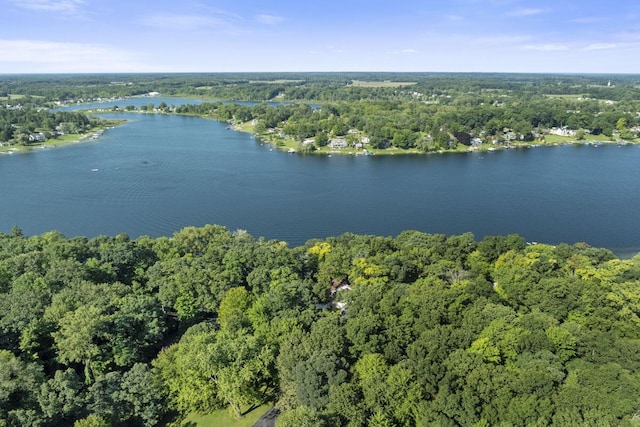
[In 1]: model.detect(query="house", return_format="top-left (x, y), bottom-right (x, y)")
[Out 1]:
top-left (549, 126), bottom-right (576, 137)
top-left (328, 138), bottom-right (348, 149)
top-left (28, 132), bottom-right (46, 143)
top-left (504, 131), bottom-right (517, 142)
top-left (471, 137), bottom-right (482, 147)
top-left (329, 278), bottom-right (351, 298)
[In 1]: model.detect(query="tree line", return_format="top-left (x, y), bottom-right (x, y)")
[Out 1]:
top-left (1, 225), bottom-right (640, 426)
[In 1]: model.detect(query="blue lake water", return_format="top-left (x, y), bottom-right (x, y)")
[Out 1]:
top-left (2, 111), bottom-right (640, 255)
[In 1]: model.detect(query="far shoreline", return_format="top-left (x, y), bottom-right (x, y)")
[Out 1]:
top-left (36, 97), bottom-right (640, 157)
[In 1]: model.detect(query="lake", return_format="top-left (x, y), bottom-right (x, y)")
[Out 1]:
top-left (2, 110), bottom-right (640, 255)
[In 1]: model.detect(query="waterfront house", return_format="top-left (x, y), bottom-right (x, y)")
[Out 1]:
top-left (328, 138), bottom-right (349, 149)
top-left (28, 132), bottom-right (46, 143)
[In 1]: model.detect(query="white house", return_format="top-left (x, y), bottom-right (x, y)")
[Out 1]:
top-left (328, 138), bottom-right (348, 149)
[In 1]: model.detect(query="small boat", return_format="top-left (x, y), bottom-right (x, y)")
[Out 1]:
top-left (91, 168), bottom-right (99, 172)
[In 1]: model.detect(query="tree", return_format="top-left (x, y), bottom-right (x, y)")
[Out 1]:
top-left (53, 305), bottom-right (108, 383)
top-left (453, 131), bottom-right (471, 146)
top-left (86, 371), bottom-right (122, 424)
top-left (74, 414), bottom-right (110, 427)
top-left (0, 272), bottom-right (53, 339)
top-left (152, 323), bottom-right (221, 414)
top-left (315, 131), bottom-right (328, 147)
top-left (37, 368), bottom-right (86, 424)
top-left (276, 406), bottom-right (324, 427)
top-left (0, 350), bottom-right (44, 423)
top-left (217, 287), bottom-right (253, 333)
top-left (209, 329), bottom-right (273, 418)
top-left (118, 363), bottom-right (166, 427)
top-left (254, 120), bottom-right (267, 134)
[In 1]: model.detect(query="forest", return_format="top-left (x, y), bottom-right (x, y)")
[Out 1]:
top-left (2, 225), bottom-right (640, 426)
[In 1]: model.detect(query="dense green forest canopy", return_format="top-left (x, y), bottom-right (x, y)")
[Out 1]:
top-left (2, 225), bottom-right (640, 426)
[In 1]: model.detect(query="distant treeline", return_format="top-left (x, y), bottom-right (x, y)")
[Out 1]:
top-left (2, 225), bottom-right (640, 426)
top-left (2, 72), bottom-right (640, 103)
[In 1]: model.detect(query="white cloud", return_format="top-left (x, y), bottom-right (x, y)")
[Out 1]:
top-left (139, 13), bottom-right (226, 31)
top-left (0, 39), bottom-right (150, 72)
top-left (522, 43), bottom-right (569, 51)
top-left (10, 0), bottom-right (85, 14)
top-left (389, 48), bottom-right (418, 55)
top-left (255, 14), bottom-right (284, 25)
top-left (507, 8), bottom-right (546, 17)
top-left (584, 43), bottom-right (617, 50)
top-left (139, 10), bottom-right (242, 33)
top-left (326, 45), bottom-right (345, 53)
top-left (447, 15), bottom-right (465, 21)
top-left (566, 17), bottom-right (604, 24)
top-left (472, 35), bottom-right (531, 45)
top-left (612, 32), bottom-right (640, 42)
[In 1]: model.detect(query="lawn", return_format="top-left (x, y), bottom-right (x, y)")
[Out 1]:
top-left (181, 404), bottom-right (271, 427)
top-left (541, 133), bottom-right (619, 144)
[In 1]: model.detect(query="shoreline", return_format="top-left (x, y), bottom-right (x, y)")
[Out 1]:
top-left (230, 121), bottom-right (637, 156)
top-left (0, 121), bottom-right (125, 155)
top-left (51, 96), bottom-right (639, 156)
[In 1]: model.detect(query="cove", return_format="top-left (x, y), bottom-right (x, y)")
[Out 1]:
top-left (1, 111), bottom-right (640, 256)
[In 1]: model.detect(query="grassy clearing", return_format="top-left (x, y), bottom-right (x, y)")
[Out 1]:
top-left (0, 94), bottom-right (45, 101)
top-left (181, 404), bottom-right (271, 427)
top-left (542, 94), bottom-right (586, 99)
top-left (542, 133), bottom-right (618, 144)
top-left (349, 80), bottom-right (417, 88)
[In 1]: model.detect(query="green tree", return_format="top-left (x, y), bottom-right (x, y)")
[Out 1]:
top-left (38, 368), bottom-right (86, 424)
top-left (74, 414), bottom-right (110, 427)
top-left (118, 363), bottom-right (166, 427)
top-left (0, 350), bottom-right (44, 423)
top-left (53, 305), bottom-right (108, 383)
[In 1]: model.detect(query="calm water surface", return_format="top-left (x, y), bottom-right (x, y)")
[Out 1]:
top-left (2, 112), bottom-right (640, 255)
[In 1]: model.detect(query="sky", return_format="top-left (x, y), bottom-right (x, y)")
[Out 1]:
top-left (1, 0), bottom-right (639, 74)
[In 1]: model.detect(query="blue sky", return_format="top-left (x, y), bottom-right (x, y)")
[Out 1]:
top-left (1, 0), bottom-right (638, 73)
